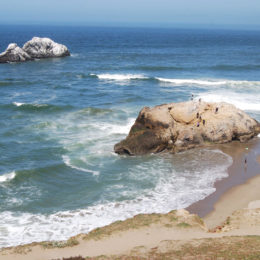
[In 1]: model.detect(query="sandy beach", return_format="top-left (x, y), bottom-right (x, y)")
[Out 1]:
top-left (188, 136), bottom-right (260, 227)
top-left (0, 137), bottom-right (260, 259)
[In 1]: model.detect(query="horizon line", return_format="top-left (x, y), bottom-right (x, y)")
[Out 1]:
top-left (1, 22), bottom-right (260, 31)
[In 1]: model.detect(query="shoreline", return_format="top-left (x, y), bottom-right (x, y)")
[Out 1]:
top-left (0, 137), bottom-right (260, 259)
top-left (187, 136), bottom-right (260, 225)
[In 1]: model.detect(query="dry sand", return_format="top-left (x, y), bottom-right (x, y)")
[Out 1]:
top-left (204, 174), bottom-right (260, 229)
top-left (1, 137), bottom-right (260, 259)
top-left (187, 137), bottom-right (260, 222)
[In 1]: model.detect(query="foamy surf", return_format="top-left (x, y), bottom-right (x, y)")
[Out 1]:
top-left (62, 155), bottom-right (100, 176)
top-left (197, 93), bottom-right (260, 112)
top-left (155, 77), bottom-right (227, 86)
top-left (0, 149), bottom-right (232, 248)
top-left (97, 117), bottom-right (136, 135)
top-left (91, 74), bottom-right (260, 88)
top-left (156, 77), bottom-right (260, 87)
top-left (91, 73), bottom-right (148, 81)
top-left (13, 102), bottom-right (25, 107)
top-left (0, 171), bottom-right (16, 183)
top-left (12, 102), bottom-right (50, 108)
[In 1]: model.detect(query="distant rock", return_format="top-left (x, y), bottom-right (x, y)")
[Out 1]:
top-left (23, 37), bottom-right (70, 59)
top-left (0, 43), bottom-right (32, 63)
top-left (0, 37), bottom-right (70, 63)
top-left (114, 101), bottom-right (260, 155)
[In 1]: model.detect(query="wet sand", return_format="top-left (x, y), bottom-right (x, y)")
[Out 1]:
top-left (187, 136), bottom-right (260, 227)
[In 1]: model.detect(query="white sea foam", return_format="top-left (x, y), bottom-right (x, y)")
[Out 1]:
top-left (0, 171), bottom-right (16, 183)
top-left (156, 77), bottom-right (260, 89)
top-left (48, 108), bottom-right (135, 174)
top-left (97, 117), bottom-right (135, 135)
top-left (93, 73), bottom-right (148, 81)
top-left (92, 74), bottom-right (260, 89)
top-left (12, 102), bottom-right (49, 108)
top-left (62, 155), bottom-right (100, 176)
top-left (197, 93), bottom-right (260, 112)
top-left (0, 149), bottom-right (232, 248)
top-left (13, 102), bottom-right (24, 107)
top-left (156, 77), bottom-right (227, 86)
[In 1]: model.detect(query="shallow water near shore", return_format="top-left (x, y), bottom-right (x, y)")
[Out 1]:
top-left (0, 25), bottom-right (260, 247)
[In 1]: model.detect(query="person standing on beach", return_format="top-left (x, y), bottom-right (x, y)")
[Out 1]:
top-left (244, 156), bottom-right (247, 173)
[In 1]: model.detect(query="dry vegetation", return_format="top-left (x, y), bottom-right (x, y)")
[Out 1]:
top-left (82, 210), bottom-right (204, 241)
top-left (41, 237), bottom-right (79, 249)
top-left (54, 236), bottom-right (260, 260)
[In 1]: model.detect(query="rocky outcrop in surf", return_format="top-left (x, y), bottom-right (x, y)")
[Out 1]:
top-left (115, 101), bottom-right (260, 155)
top-left (0, 37), bottom-right (70, 63)
top-left (23, 37), bottom-right (70, 59)
top-left (0, 43), bottom-right (32, 63)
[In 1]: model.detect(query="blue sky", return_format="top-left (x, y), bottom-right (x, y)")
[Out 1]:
top-left (1, 0), bottom-right (260, 28)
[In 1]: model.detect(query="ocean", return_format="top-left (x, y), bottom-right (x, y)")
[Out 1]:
top-left (0, 25), bottom-right (260, 248)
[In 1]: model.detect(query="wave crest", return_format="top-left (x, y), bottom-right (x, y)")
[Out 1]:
top-left (90, 73), bottom-right (148, 81)
top-left (11, 102), bottom-right (73, 112)
top-left (62, 155), bottom-right (100, 176)
top-left (91, 73), bottom-right (260, 88)
top-left (0, 171), bottom-right (16, 183)
top-left (155, 77), bottom-right (227, 86)
top-left (197, 93), bottom-right (260, 111)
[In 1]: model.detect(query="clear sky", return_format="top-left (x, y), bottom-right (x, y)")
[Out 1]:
top-left (1, 0), bottom-right (260, 29)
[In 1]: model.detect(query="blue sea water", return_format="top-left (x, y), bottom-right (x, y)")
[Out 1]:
top-left (0, 25), bottom-right (260, 247)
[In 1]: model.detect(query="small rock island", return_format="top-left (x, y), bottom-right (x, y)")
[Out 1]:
top-left (115, 101), bottom-right (260, 155)
top-left (0, 37), bottom-right (70, 63)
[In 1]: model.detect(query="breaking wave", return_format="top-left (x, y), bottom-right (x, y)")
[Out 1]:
top-left (62, 155), bottom-right (100, 176)
top-left (0, 171), bottom-right (16, 183)
top-left (197, 93), bottom-right (260, 112)
top-left (91, 73), bottom-right (260, 88)
top-left (155, 77), bottom-right (227, 86)
top-left (90, 73), bottom-right (149, 81)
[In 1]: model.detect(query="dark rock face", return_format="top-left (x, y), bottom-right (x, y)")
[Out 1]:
top-left (114, 101), bottom-right (260, 155)
top-left (0, 37), bottom-right (70, 63)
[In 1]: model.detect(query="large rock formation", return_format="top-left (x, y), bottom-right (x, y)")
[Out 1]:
top-left (0, 37), bottom-right (70, 63)
top-left (23, 37), bottom-right (70, 59)
top-left (0, 43), bottom-right (32, 63)
top-left (115, 101), bottom-right (260, 155)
